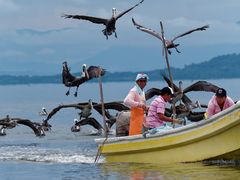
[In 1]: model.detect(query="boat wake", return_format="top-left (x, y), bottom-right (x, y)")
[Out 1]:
top-left (0, 144), bottom-right (103, 164)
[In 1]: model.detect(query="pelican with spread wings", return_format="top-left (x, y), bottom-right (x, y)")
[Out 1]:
top-left (0, 115), bottom-right (45, 137)
top-left (132, 18), bottom-right (209, 54)
top-left (62, 0), bottom-right (144, 39)
top-left (62, 61), bottom-right (105, 97)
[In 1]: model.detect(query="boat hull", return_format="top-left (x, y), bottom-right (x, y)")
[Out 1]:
top-left (95, 103), bottom-right (240, 164)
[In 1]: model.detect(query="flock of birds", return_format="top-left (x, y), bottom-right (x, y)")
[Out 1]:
top-left (0, 0), bottom-right (220, 137)
top-left (0, 67), bottom-right (221, 136)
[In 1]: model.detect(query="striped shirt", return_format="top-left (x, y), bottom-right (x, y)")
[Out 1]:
top-left (146, 96), bottom-right (166, 128)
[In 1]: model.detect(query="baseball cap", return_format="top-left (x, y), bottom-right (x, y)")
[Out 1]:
top-left (135, 73), bottom-right (149, 81)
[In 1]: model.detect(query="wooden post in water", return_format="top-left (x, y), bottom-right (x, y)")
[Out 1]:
top-left (98, 69), bottom-right (108, 138)
top-left (160, 21), bottom-right (176, 120)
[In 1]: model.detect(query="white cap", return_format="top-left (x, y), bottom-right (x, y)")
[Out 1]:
top-left (135, 73), bottom-right (149, 81)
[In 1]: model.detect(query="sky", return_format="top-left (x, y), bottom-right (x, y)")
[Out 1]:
top-left (0, 0), bottom-right (240, 75)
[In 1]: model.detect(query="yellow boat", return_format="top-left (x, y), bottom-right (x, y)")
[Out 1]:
top-left (95, 102), bottom-right (240, 164)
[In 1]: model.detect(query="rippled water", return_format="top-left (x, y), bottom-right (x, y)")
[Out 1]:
top-left (0, 80), bottom-right (239, 179)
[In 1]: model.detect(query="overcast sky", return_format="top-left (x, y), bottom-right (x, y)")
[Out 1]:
top-left (0, 0), bottom-right (240, 75)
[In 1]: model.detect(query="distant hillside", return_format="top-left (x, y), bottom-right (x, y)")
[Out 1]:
top-left (0, 53), bottom-right (239, 85)
top-left (103, 53), bottom-right (240, 81)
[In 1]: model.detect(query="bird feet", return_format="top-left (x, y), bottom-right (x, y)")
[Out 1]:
top-left (66, 91), bottom-right (70, 96)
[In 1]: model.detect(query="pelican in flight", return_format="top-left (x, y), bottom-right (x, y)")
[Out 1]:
top-left (62, 0), bottom-right (144, 39)
top-left (78, 99), bottom-right (93, 120)
top-left (71, 117), bottom-right (104, 135)
top-left (0, 115), bottom-right (45, 137)
top-left (162, 74), bottom-right (219, 110)
top-left (43, 101), bottom-right (129, 133)
top-left (132, 18), bottom-right (209, 54)
top-left (62, 61), bottom-right (105, 97)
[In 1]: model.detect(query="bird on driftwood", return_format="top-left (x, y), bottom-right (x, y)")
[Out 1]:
top-left (62, 61), bottom-right (105, 97)
top-left (62, 0), bottom-right (144, 39)
top-left (132, 18), bottom-right (209, 54)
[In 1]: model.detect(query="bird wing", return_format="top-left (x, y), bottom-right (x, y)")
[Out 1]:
top-left (75, 117), bottom-right (103, 130)
top-left (162, 73), bottom-right (193, 105)
top-left (145, 88), bottom-right (162, 100)
top-left (13, 118), bottom-right (43, 136)
top-left (62, 14), bottom-right (108, 25)
top-left (132, 18), bottom-right (163, 41)
top-left (187, 111), bottom-right (205, 122)
top-left (45, 104), bottom-right (86, 121)
top-left (62, 61), bottom-right (76, 85)
top-left (116, 0), bottom-right (144, 20)
top-left (183, 80), bottom-right (219, 94)
top-left (171, 24), bottom-right (209, 42)
top-left (87, 66), bottom-right (106, 80)
top-left (162, 74), bottom-right (179, 92)
top-left (93, 101), bottom-right (129, 114)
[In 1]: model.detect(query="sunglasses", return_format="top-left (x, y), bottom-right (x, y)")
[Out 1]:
top-left (139, 79), bottom-right (147, 82)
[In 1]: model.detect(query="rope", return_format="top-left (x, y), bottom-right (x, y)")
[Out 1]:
top-left (94, 68), bottom-right (108, 163)
top-left (94, 136), bottom-right (108, 163)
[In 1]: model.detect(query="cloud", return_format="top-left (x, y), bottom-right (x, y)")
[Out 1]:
top-left (15, 28), bottom-right (72, 36)
top-left (0, 0), bottom-right (19, 13)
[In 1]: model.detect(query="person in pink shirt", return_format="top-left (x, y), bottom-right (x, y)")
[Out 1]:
top-left (145, 87), bottom-right (182, 129)
top-left (124, 73), bottom-right (149, 110)
top-left (207, 88), bottom-right (235, 118)
top-left (123, 73), bottom-right (149, 135)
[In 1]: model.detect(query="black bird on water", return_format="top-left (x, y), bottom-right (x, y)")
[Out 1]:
top-left (62, 0), bottom-right (144, 39)
top-left (62, 61), bottom-right (105, 97)
top-left (132, 18), bottom-right (209, 54)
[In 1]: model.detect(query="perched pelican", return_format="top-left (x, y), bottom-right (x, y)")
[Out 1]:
top-left (62, 0), bottom-right (144, 39)
top-left (62, 61), bottom-right (105, 97)
top-left (132, 18), bottom-right (209, 54)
